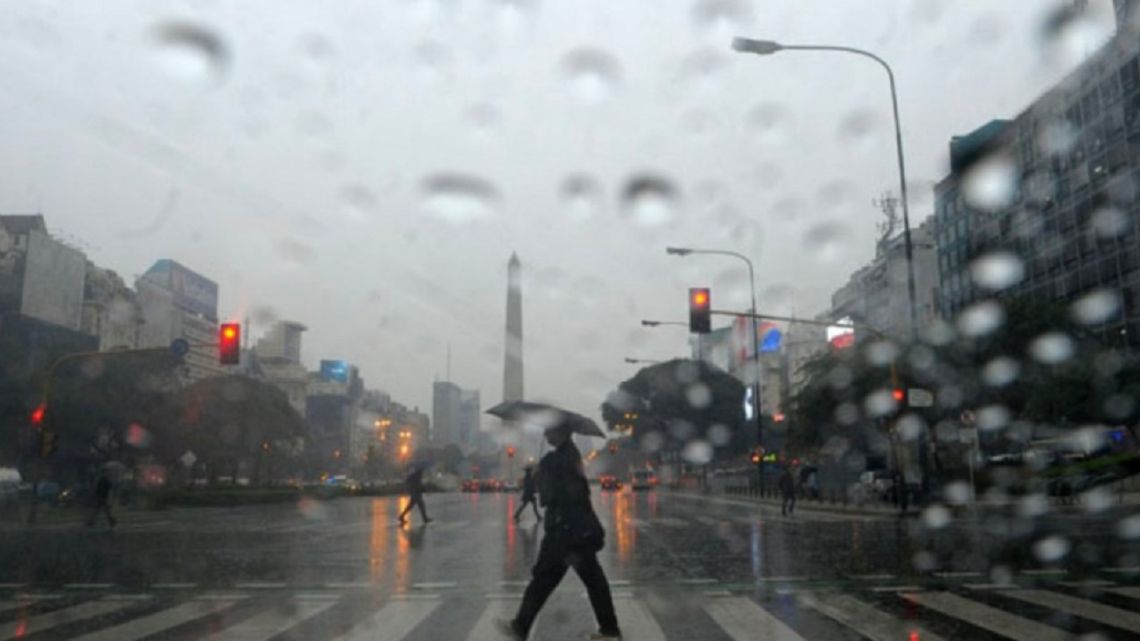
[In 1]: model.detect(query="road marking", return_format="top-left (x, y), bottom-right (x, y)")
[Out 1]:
top-left (758, 576), bottom-right (808, 582)
top-left (0, 597), bottom-right (146, 641)
top-left (0, 597), bottom-right (44, 615)
top-left (498, 581), bottom-right (528, 588)
top-left (193, 592), bottom-right (249, 601)
top-left (484, 593), bottom-right (521, 600)
top-left (802, 592), bottom-right (946, 641)
top-left (934, 571), bottom-right (983, 578)
top-left (337, 596), bottom-right (440, 641)
top-left (234, 582), bottom-right (287, 589)
top-left (1059, 579), bottom-right (1116, 588)
top-left (903, 591), bottom-right (1069, 641)
top-left (1021, 569), bottom-right (1066, 576)
top-left (152, 582), bottom-right (198, 589)
top-left (64, 583), bottom-right (113, 589)
top-left (1003, 589), bottom-right (1140, 632)
top-left (703, 589), bottom-right (733, 597)
top-left (294, 592), bottom-right (341, 601)
top-left (964, 583), bottom-right (1018, 590)
top-left (212, 598), bottom-right (336, 641)
top-left (69, 597), bottom-right (242, 641)
top-left (849, 573), bottom-right (895, 580)
top-left (613, 598), bottom-right (666, 641)
top-left (704, 596), bottom-right (805, 641)
top-left (324, 582), bottom-right (372, 589)
top-left (465, 597), bottom-right (514, 641)
top-left (103, 594), bottom-right (152, 601)
top-left (391, 593), bottom-right (440, 601)
top-left (696, 516), bottom-right (721, 527)
top-left (413, 581), bottom-right (458, 590)
top-left (870, 585), bottom-right (923, 593)
top-left (1108, 587), bottom-right (1140, 600)
top-left (677, 578), bottom-right (718, 585)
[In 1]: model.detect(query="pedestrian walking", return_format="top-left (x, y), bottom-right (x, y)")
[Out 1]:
top-left (398, 466), bottom-right (433, 525)
top-left (497, 421), bottom-right (621, 641)
top-left (86, 471), bottom-right (116, 528)
top-left (513, 466), bottom-right (542, 523)
top-left (779, 466), bottom-right (796, 517)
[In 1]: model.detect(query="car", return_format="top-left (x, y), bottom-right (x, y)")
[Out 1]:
top-left (461, 478), bottom-right (479, 492)
top-left (599, 475), bottom-right (622, 491)
top-left (630, 469), bottom-right (657, 491)
top-left (479, 479), bottom-right (503, 493)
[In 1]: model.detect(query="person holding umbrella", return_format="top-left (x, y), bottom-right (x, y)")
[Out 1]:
top-left (513, 465), bottom-right (541, 523)
top-left (397, 463), bottom-right (432, 525)
top-left (486, 402), bottom-right (620, 641)
top-left (86, 467), bottom-right (117, 528)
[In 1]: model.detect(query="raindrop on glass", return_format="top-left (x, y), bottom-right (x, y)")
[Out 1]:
top-left (970, 251), bottom-right (1024, 290)
top-left (685, 383), bottom-right (712, 409)
top-left (1017, 493), bottom-right (1049, 518)
top-left (802, 220), bottom-right (846, 263)
top-left (341, 184), bottom-right (377, 222)
top-left (1090, 207), bottom-right (1131, 239)
top-left (1029, 332), bottom-right (1074, 364)
top-left (956, 300), bottom-right (1005, 337)
top-left (922, 505), bottom-right (951, 529)
top-left (465, 102), bottom-right (500, 135)
top-left (864, 340), bottom-right (899, 366)
top-left (1037, 119), bottom-right (1078, 156)
top-left (682, 440), bottom-right (713, 465)
top-left (640, 431), bottom-right (665, 453)
top-left (962, 154), bottom-right (1017, 212)
top-left (1039, 4), bottom-right (1112, 69)
top-left (561, 48), bottom-right (622, 104)
top-left (748, 103), bottom-right (790, 146)
top-left (420, 173), bottom-right (500, 223)
top-left (863, 389), bottom-right (897, 418)
top-left (944, 481), bottom-right (971, 505)
top-left (708, 423), bottom-right (732, 447)
top-left (1033, 535), bottom-right (1070, 562)
top-left (152, 22), bottom-right (229, 85)
top-left (1118, 514), bottom-right (1140, 539)
top-left (1072, 288), bottom-right (1121, 325)
top-left (977, 404), bottom-right (1011, 431)
top-left (560, 175), bottom-right (604, 221)
top-left (981, 356), bottom-right (1019, 387)
top-left (691, 0), bottom-right (754, 34)
top-left (835, 402), bottom-right (859, 426)
top-left (837, 109), bottom-right (879, 149)
top-left (620, 175), bottom-right (679, 228)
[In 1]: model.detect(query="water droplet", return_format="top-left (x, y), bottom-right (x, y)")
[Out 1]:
top-left (277, 237), bottom-right (317, 264)
top-left (1072, 288), bottom-right (1121, 325)
top-left (492, 0), bottom-right (536, 35)
top-left (838, 109), bottom-right (880, 149)
top-left (835, 402), bottom-right (859, 426)
top-left (341, 184), bottom-right (377, 222)
top-left (1081, 487), bottom-right (1113, 514)
top-left (897, 415), bottom-right (925, 441)
top-left (1037, 119), bottom-right (1078, 156)
top-left (640, 431), bottom-right (665, 453)
top-left (465, 102), bottom-right (500, 135)
top-left (944, 481), bottom-right (971, 505)
top-left (561, 48), bottom-right (622, 104)
top-left (1018, 493), bottom-right (1049, 518)
top-left (816, 180), bottom-right (857, 212)
top-left (559, 175), bottom-right (604, 221)
top-left (970, 251), bottom-right (1024, 290)
top-left (922, 505), bottom-right (951, 529)
top-left (620, 175), bottom-right (679, 227)
top-left (1039, 4), bottom-right (1113, 69)
top-left (674, 361), bottom-right (700, 385)
top-left (962, 154), bottom-right (1017, 211)
top-left (413, 41), bottom-right (450, 84)
top-left (977, 404), bottom-right (1010, 431)
top-left (828, 365), bottom-right (854, 390)
top-left (679, 48), bottom-right (729, 94)
top-left (970, 13), bottom-right (1006, 46)
top-left (152, 22), bottom-right (229, 86)
top-left (912, 551), bottom-right (937, 572)
top-left (1033, 535), bottom-right (1070, 562)
top-left (957, 300), bottom-right (1005, 337)
top-left (1104, 393), bottom-right (1135, 420)
top-left (420, 173), bottom-right (500, 223)
top-left (802, 221), bottom-right (846, 263)
top-left (708, 423), bottom-right (732, 447)
top-left (864, 389), bottom-right (897, 418)
top-left (685, 383), bottom-right (712, 409)
top-left (1090, 207), bottom-right (1131, 239)
top-left (682, 440), bottom-right (713, 465)
top-left (691, 0), bottom-right (753, 34)
top-left (922, 318), bottom-right (957, 346)
top-left (1118, 514), bottom-right (1140, 539)
top-left (748, 103), bottom-right (790, 146)
top-left (298, 33), bottom-right (335, 63)
top-left (681, 108), bottom-right (718, 139)
top-left (982, 356), bottom-right (1020, 387)
top-left (865, 340), bottom-right (900, 366)
top-left (296, 110), bottom-right (332, 138)
top-left (1029, 332), bottom-right (1074, 364)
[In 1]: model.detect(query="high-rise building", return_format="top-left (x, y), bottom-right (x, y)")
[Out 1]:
top-left (934, 31), bottom-right (1140, 345)
top-left (136, 259), bottom-right (223, 382)
top-left (255, 321), bottom-right (309, 416)
top-left (503, 252), bottom-right (524, 402)
top-left (82, 263), bottom-right (143, 351)
top-left (432, 380), bottom-right (462, 446)
top-left (458, 389), bottom-right (481, 451)
top-left (0, 215), bottom-right (87, 332)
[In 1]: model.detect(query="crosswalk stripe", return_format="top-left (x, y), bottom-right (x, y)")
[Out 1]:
top-left (0, 598), bottom-right (42, 615)
top-left (1108, 586), bottom-right (1140, 600)
top-left (211, 598), bottom-right (336, 641)
top-left (0, 596), bottom-right (147, 641)
top-left (802, 592), bottom-right (946, 641)
top-left (1002, 589), bottom-right (1140, 632)
top-left (613, 597), bottom-right (666, 641)
top-left (704, 596), bottom-right (806, 641)
top-left (68, 597), bottom-right (243, 641)
top-left (336, 597), bottom-right (439, 641)
top-left (903, 591), bottom-right (1069, 641)
top-left (465, 597), bottom-right (515, 641)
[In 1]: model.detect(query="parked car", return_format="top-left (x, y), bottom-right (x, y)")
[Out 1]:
top-left (859, 470), bottom-right (894, 501)
top-left (461, 478), bottom-right (479, 493)
top-left (0, 468), bottom-right (20, 507)
top-left (479, 479), bottom-right (503, 493)
top-left (630, 469), bottom-right (657, 491)
top-left (599, 475), bottom-right (622, 491)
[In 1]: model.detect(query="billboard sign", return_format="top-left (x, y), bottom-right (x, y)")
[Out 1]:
top-left (827, 317), bottom-right (856, 350)
top-left (731, 318), bottom-right (785, 366)
top-left (20, 230), bottom-right (86, 330)
top-left (143, 259), bottom-right (218, 320)
top-left (320, 359), bottom-right (349, 383)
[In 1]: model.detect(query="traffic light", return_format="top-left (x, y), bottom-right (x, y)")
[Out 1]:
top-left (41, 430), bottom-right (59, 458)
top-left (30, 403), bottom-right (46, 427)
top-left (689, 288), bottom-right (711, 334)
top-left (219, 323), bottom-right (241, 364)
top-left (506, 446), bottom-right (516, 458)
top-left (892, 388), bottom-right (906, 405)
top-left (750, 452), bottom-right (761, 464)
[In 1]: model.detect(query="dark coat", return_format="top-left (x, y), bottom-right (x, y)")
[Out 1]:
top-left (405, 469), bottom-right (425, 496)
top-left (537, 439), bottom-right (602, 550)
top-left (778, 470), bottom-right (795, 497)
top-left (521, 470), bottom-right (537, 499)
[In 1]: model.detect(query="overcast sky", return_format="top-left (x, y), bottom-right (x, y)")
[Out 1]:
top-left (0, 0), bottom-right (1119, 425)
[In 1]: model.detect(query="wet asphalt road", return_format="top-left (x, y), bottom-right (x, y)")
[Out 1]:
top-left (0, 489), bottom-right (1136, 640)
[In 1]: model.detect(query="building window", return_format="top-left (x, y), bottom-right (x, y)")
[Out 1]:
top-left (1121, 56), bottom-right (1139, 93)
top-left (1102, 73), bottom-right (1122, 105)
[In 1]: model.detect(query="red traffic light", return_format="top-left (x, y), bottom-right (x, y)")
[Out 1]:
top-left (750, 453), bottom-right (761, 464)
top-left (506, 446), bottom-right (516, 458)
top-left (30, 403), bottom-right (46, 426)
top-left (689, 287), bottom-right (711, 334)
top-left (219, 323), bottom-right (241, 364)
top-left (891, 388), bottom-right (906, 404)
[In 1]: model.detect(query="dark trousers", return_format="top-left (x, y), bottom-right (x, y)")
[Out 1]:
top-left (514, 496), bottom-right (541, 521)
top-left (86, 498), bottom-right (115, 526)
top-left (514, 532), bottom-right (619, 637)
top-left (782, 494), bottom-right (795, 516)
top-left (398, 494), bottom-right (428, 522)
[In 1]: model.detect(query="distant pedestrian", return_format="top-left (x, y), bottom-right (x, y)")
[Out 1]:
top-left (86, 471), bottom-right (116, 528)
top-left (398, 466), bottom-right (433, 525)
top-left (514, 466), bottom-right (542, 523)
top-left (778, 467), bottom-right (796, 517)
top-left (497, 422), bottom-right (621, 641)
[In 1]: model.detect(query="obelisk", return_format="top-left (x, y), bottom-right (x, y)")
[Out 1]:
top-left (503, 252), bottom-right (524, 402)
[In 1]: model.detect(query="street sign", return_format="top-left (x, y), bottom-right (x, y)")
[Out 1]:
top-left (180, 451), bottom-right (197, 468)
top-left (907, 388), bottom-right (934, 408)
top-left (169, 338), bottom-right (190, 358)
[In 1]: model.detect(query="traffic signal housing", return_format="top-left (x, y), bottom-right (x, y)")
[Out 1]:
top-left (41, 431), bottom-right (59, 458)
top-left (219, 323), bottom-right (241, 364)
top-left (30, 403), bottom-right (46, 427)
top-left (689, 288), bottom-right (711, 334)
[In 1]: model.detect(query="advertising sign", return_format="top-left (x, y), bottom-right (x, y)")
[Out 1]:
top-left (143, 259), bottom-right (219, 320)
top-left (826, 317), bottom-right (856, 350)
top-left (320, 359), bottom-right (350, 383)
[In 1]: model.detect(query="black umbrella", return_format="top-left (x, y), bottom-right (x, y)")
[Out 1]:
top-left (485, 401), bottom-right (606, 438)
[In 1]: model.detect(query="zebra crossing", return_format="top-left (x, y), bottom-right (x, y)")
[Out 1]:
top-left (1, 578), bottom-right (1138, 640)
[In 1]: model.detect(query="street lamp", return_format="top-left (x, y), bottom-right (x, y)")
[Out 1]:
top-left (624, 357), bottom-right (663, 365)
top-left (732, 36), bottom-right (919, 340)
top-left (666, 245), bottom-right (763, 489)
